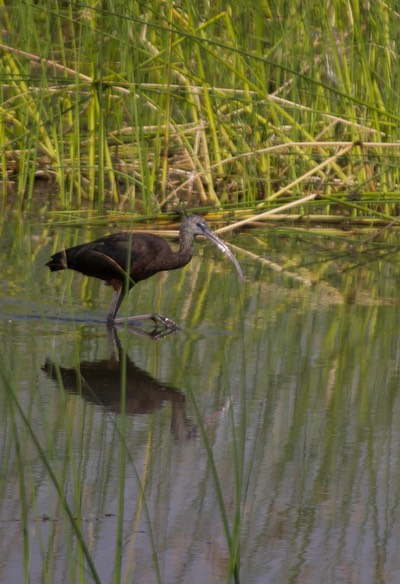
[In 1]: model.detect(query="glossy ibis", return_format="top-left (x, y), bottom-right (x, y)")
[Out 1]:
top-left (46, 214), bottom-right (243, 327)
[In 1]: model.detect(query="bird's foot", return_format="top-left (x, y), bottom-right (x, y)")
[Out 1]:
top-left (113, 313), bottom-right (181, 332)
top-left (150, 313), bottom-right (181, 331)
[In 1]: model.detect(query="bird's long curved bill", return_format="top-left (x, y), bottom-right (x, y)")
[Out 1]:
top-left (203, 228), bottom-right (244, 280)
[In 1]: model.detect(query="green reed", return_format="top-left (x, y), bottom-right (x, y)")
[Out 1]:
top-left (4, 204), bottom-right (400, 582)
top-left (0, 0), bottom-right (399, 218)
top-left (1, 359), bottom-right (102, 583)
top-left (1, 2), bottom-right (400, 581)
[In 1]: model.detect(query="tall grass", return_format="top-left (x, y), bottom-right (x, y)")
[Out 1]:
top-left (2, 355), bottom-right (101, 583)
top-left (2, 3), bottom-right (400, 582)
top-left (1, 0), bottom-right (399, 218)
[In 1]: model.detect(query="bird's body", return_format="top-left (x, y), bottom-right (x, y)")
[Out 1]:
top-left (46, 215), bottom-right (243, 327)
top-left (47, 232), bottom-right (192, 284)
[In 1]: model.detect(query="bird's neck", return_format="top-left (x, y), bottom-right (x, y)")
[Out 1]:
top-left (175, 230), bottom-right (195, 267)
top-left (155, 231), bottom-right (194, 273)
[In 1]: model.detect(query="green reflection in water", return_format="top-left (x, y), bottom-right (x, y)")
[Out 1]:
top-left (1, 216), bottom-right (400, 583)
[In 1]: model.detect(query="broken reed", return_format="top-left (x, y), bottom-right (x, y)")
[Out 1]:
top-left (1, 0), bottom-right (400, 218)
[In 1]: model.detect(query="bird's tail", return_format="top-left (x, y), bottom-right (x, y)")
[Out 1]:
top-left (46, 252), bottom-right (67, 272)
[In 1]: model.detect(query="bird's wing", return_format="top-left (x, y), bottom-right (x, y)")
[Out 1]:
top-left (68, 245), bottom-right (136, 285)
top-left (88, 251), bottom-right (133, 283)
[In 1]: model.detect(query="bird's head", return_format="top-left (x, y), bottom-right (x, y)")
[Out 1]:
top-left (184, 215), bottom-right (243, 280)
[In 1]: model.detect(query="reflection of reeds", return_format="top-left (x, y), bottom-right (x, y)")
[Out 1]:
top-left (2, 212), bottom-right (400, 581)
top-left (1, 1), bottom-right (400, 219)
top-left (2, 1), bottom-right (400, 580)
top-left (2, 359), bottom-right (102, 583)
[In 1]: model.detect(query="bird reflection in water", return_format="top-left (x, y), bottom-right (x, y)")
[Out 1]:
top-left (42, 328), bottom-right (197, 441)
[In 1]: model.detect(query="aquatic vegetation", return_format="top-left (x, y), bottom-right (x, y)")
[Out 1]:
top-left (0, 0), bottom-right (399, 223)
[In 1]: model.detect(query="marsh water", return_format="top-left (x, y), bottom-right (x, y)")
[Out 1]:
top-left (1, 212), bottom-right (400, 584)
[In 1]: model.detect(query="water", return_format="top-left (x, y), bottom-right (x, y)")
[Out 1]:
top-left (1, 215), bottom-right (400, 583)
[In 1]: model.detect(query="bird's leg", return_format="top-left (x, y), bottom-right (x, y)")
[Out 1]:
top-left (114, 313), bottom-right (180, 331)
top-left (109, 281), bottom-right (180, 331)
top-left (107, 284), bottom-right (126, 324)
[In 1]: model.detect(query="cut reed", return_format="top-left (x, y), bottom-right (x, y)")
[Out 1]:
top-left (0, 1), bottom-right (399, 219)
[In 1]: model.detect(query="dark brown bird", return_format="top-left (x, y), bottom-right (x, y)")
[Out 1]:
top-left (46, 215), bottom-right (243, 327)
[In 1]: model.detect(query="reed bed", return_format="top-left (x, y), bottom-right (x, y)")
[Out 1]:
top-left (2, 2), bottom-right (400, 583)
top-left (1, 0), bottom-right (399, 224)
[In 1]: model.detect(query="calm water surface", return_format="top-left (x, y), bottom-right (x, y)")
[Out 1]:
top-left (1, 216), bottom-right (400, 583)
